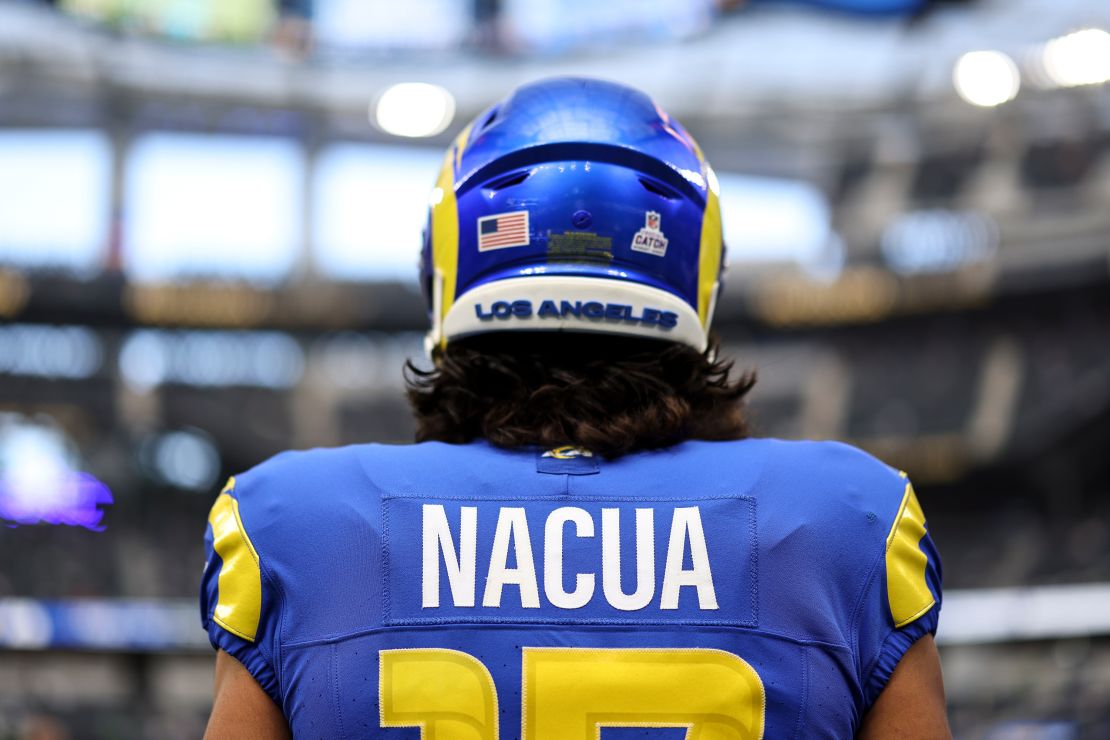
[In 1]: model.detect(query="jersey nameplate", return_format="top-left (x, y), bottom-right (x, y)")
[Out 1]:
top-left (381, 495), bottom-right (757, 627)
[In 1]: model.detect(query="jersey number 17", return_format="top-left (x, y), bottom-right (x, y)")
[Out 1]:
top-left (380, 646), bottom-right (766, 739)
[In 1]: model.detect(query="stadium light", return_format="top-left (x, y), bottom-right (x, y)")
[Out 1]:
top-left (119, 330), bottom-right (304, 392)
top-left (953, 51), bottom-right (1021, 107)
top-left (0, 325), bottom-right (102, 380)
top-left (373, 83), bottom-right (456, 138)
top-left (145, 429), bottom-right (221, 492)
top-left (881, 209), bottom-right (999, 275)
top-left (1042, 28), bottom-right (1110, 88)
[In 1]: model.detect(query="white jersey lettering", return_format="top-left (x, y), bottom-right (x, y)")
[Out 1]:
top-left (419, 505), bottom-right (718, 611)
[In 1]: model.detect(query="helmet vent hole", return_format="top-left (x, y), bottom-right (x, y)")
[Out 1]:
top-left (639, 177), bottom-right (679, 200)
top-left (480, 107), bottom-right (500, 131)
top-left (486, 171), bottom-right (531, 191)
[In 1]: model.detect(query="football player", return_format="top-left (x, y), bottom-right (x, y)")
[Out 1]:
top-left (202, 77), bottom-right (948, 739)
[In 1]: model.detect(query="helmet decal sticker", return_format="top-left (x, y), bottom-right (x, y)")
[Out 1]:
top-left (477, 211), bottom-right (530, 251)
top-left (547, 231), bottom-right (613, 262)
top-left (630, 211), bottom-right (669, 257)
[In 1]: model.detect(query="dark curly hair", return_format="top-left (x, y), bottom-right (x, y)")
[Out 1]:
top-left (405, 332), bottom-right (755, 458)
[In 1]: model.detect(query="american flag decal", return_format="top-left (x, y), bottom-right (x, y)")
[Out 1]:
top-left (477, 211), bottom-right (530, 251)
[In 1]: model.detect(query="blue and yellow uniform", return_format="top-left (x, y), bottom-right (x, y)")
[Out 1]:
top-left (201, 438), bottom-right (941, 738)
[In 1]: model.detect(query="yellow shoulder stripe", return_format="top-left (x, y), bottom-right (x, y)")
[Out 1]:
top-left (208, 478), bottom-right (263, 642)
top-left (885, 479), bottom-right (936, 628)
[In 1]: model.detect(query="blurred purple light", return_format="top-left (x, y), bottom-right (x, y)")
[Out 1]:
top-left (0, 471), bottom-right (113, 532)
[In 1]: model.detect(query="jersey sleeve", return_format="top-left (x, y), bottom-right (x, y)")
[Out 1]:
top-left (856, 472), bottom-right (943, 710)
top-left (199, 475), bottom-right (283, 704)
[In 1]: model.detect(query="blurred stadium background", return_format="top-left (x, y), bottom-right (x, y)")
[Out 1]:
top-left (0, 0), bottom-right (1108, 737)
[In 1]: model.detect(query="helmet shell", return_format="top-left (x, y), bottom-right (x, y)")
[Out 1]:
top-left (421, 77), bottom-right (723, 352)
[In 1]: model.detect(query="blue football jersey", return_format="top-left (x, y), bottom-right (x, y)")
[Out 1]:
top-left (201, 438), bottom-right (941, 738)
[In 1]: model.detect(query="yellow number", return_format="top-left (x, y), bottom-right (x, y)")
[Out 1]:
top-left (380, 647), bottom-right (766, 740)
top-left (523, 648), bottom-right (765, 740)
top-left (379, 648), bottom-right (498, 740)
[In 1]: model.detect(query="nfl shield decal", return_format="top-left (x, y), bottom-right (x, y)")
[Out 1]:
top-left (478, 210), bottom-right (530, 251)
top-left (631, 210), bottom-right (669, 257)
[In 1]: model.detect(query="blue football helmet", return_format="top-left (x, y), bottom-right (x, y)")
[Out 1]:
top-left (421, 76), bottom-right (724, 353)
